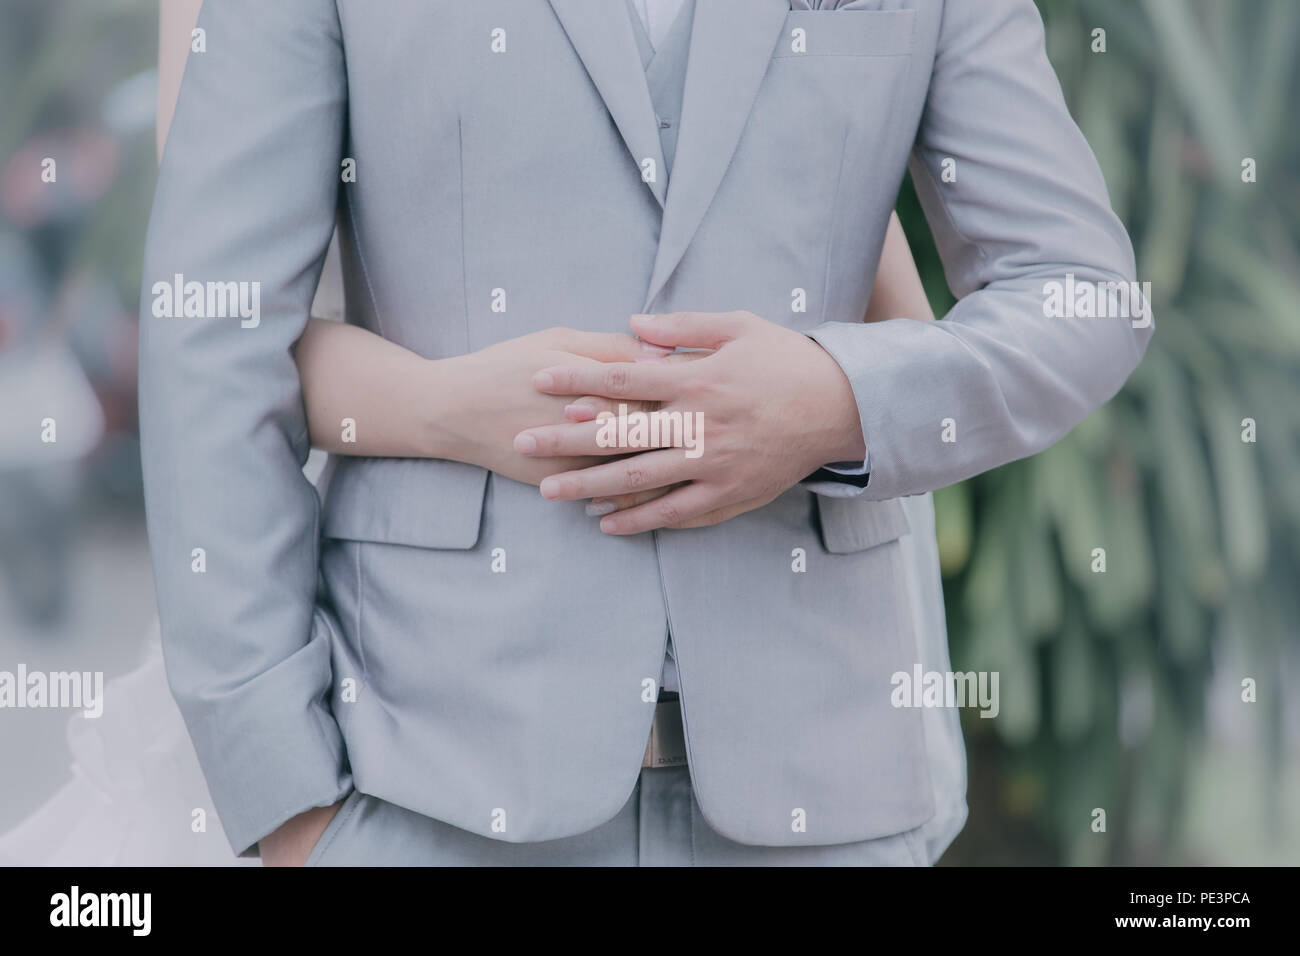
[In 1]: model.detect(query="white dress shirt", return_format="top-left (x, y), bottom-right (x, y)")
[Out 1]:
top-left (634, 0), bottom-right (688, 50)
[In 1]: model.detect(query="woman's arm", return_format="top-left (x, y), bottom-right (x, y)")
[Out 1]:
top-left (864, 212), bottom-right (935, 324)
top-left (293, 320), bottom-right (654, 485)
top-left (157, 0), bottom-right (204, 162)
top-left (293, 318), bottom-right (456, 457)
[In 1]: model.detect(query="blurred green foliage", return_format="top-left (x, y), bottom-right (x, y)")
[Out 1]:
top-left (899, 0), bottom-right (1300, 863)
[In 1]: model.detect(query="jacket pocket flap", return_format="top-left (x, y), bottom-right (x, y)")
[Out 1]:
top-left (317, 456), bottom-right (489, 550)
top-left (816, 494), bottom-right (910, 553)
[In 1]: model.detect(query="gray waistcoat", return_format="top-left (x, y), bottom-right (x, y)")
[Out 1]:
top-left (627, 0), bottom-right (695, 180)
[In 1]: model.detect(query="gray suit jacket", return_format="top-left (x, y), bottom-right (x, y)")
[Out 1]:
top-left (139, 0), bottom-right (1151, 855)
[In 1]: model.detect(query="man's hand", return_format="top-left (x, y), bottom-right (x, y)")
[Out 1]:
top-left (515, 312), bottom-right (866, 533)
top-left (259, 799), bottom-right (345, 867)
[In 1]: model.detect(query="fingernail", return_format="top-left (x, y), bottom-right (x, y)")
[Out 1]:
top-left (514, 433), bottom-right (537, 454)
top-left (631, 314), bottom-right (654, 323)
top-left (533, 371), bottom-right (555, 389)
top-left (639, 341), bottom-right (672, 354)
top-left (586, 500), bottom-right (617, 517)
top-left (540, 478), bottom-right (560, 499)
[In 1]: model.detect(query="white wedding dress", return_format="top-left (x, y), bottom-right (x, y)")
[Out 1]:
top-left (0, 625), bottom-right (257, 867)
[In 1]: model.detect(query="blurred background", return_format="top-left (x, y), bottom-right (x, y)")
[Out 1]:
top-left (0, 0), bottom-right (1296, 864)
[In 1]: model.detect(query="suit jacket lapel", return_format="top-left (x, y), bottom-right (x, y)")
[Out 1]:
top-left (642, 0), bottom-right (789, 311)
top-left (548, 0), bottom-right (667, 208)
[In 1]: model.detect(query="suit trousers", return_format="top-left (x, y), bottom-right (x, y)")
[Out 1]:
top-left (305, 766), bottom-right (931, 867)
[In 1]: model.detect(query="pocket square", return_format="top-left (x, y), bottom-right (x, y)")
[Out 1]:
top-left (789, 0), bottom-right (896, 10)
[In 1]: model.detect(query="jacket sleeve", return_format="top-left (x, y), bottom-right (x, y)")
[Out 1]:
top-left (138, 0), bottom-right (350, 855)
top-left (806, 0), bottom-right (1153, 501)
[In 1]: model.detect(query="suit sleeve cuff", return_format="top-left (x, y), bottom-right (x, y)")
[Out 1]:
top-left (179, 613), bottom-right (352, 858)
top-left (798, 329), bottom-right (873, 498)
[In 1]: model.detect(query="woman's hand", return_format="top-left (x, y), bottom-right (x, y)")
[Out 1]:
top-left (297, 320), bottom-right (671, 487)
top-left (435, 327), bottom-right (665, 486)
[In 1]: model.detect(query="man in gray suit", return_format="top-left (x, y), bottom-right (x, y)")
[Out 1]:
top-left (139, 0), bottom-right (1151, 865)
